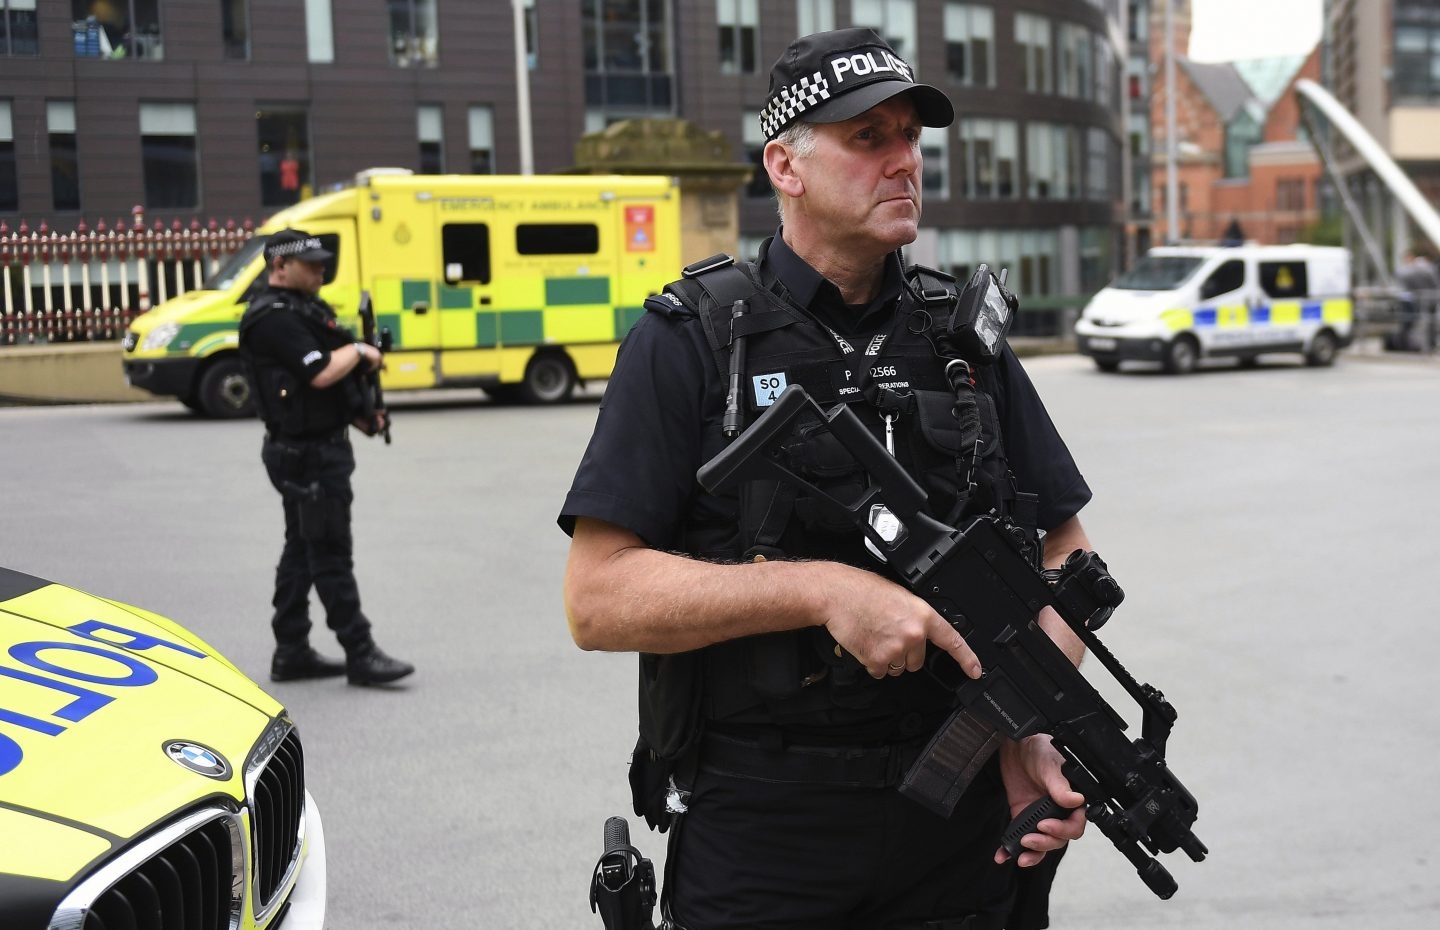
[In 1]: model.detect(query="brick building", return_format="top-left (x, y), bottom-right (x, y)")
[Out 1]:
top-left (1148, 1), bottom-right (1322, 245)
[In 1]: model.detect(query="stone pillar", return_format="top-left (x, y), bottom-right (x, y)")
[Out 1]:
top-left (568, 118), bottom-right (755, 266)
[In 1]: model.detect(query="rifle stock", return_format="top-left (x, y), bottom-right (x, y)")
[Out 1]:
top-left (696, 384), bottom-right (1207, 900)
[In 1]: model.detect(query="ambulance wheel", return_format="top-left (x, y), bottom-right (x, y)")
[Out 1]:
top-left (180, 393), bottom-right (206, 414)
top-left (1162, 336), bottom-right (1199, 375)
top-left (197, 357), bottom-right (257, 419)
top-left (1305, 331), bottom-right (1338, 367)
top-left (1093, 359), bottom-right (1121, 373)
top-left (520, 352), bottom-right (576, 404)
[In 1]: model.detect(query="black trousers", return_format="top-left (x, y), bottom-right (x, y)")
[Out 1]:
top-left (261, 433), bottom-right (372, 652)
top-left (667, 754), bottom-right (1016, 930)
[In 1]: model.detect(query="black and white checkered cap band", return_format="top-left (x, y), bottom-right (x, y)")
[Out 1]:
top-left (266, 237), bottom-right (325, 258)
top-left (759, 71), bottom-right (832, 140)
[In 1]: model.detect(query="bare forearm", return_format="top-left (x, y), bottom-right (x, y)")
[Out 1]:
top-left (566, 544), bottom-right (834, 653)
top-left (1037, 515), bottom-right (1092, 667)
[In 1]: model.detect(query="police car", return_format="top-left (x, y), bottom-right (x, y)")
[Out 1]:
top-left (0, 567), bottom-right (325, 929)
top-left (1075, 244), bottom-right (1353, 373)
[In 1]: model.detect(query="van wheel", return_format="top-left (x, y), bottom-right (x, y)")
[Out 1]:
top-left (520, 352), bottom-right (576, 404)
top-left (1094, 359), bottom-right (1121, 373)
top-left (197, 357), bottom-right (256, 419)
top-left (1162, 336), bottom-right (1199, 375)
top-left (1305, 331), bottom-right (1338, 367)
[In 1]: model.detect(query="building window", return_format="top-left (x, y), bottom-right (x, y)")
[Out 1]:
top-left (389, 0), bottom-right (437, 67)
top-left (1094, 36), bottom-right (1114, 108)
top-left (853, 0), bottom-right (917, 60)
top-left (943, 4), bottom-right (992, 86)
top-left (957, 118), bottom-right (1016, 199)
top-left (2, 0), bottom-right (37, 56)
top-left (1086, 127), bottom-right (1110, 201)
top-left (717, 0), bottom-right (758, 75)
top-left (305, 0), bottom-right (333, 63)
top-left (256, 108), bottom-right (311, 209)
top-left (418, 105), bottom-right (444, 174)
top-left (1224, 111), bottom-right (1262, 178)
top-left (797, 0), bottom-right (835, 36)
top-left (936, 228), bottom-right (1059, 300)
top-left (0, 101), bottom-right (16, 211)
top-left (583, 0), bottom-right (674, 115)
top-left (1025, 122), bottom-right (1079, 199)
top-left (72, 0), bottom-right (163, 60)
top-left (922, 130), bottom-right (949, 200)
top-left (1016, 13), bottom-right (1051, 94)
top-left (1058, 23), bottom-right (1093, 100)
top-left (1080, 226), bottom-right (1114, 292)
top-left (523, 0), bottom-right (538, 68)
top-left (743, 111), bottom-right (771, 199)
top-left (49, 101), bottom-right (81, 212)
top-left (468, 106), bottom-right (494, 174)
top-left (1127, 0), bottom-right (1147, 43)
top-left (221, 0), bottom-right (249, 59)
top-left (1276, 178), bottom-right (1305, 211)
top-left (140, 103), bottom-right (198, 209)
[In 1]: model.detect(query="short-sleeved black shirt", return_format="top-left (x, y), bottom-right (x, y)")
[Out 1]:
top-left (559, 235), bottom-right (1091, 546)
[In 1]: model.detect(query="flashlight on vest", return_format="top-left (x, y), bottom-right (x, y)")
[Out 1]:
top-left (948, 264), bottom-right (1017, 364)
top-left (723, 300), bottom-right (748, 438)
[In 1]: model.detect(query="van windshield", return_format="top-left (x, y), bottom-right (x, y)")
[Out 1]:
top-left (201, 236), bottom-right (267, 291)
top-left (1111, 255), bottom-right (1206, 291)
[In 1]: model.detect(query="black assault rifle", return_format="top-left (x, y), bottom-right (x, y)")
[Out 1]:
top-left (695, 384), bottom-right (1207, 900)
top-left (357, 290), bottom-right (392, 444)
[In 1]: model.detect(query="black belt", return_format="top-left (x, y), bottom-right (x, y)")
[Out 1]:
top-left (265, 427), bottom-right (349, 445)
top-left (698, 731), bottom-right (926, 788)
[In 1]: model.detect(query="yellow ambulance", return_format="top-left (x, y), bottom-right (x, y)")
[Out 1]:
top-left (122, 170), bottom-right (682, 416)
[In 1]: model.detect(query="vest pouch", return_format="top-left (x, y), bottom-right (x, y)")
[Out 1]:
top-left (744, 630), bottom-right (811, 702)
top-left (257, 365), bottom-right (308, 436)
top-left (912, 388), bottom-right (971, 458)
top-left (637, 651), bottom-right (703, 762)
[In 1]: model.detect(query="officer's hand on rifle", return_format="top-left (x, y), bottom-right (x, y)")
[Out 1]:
top-left (817, 562), bottom-right (983, 681)
top-left (995, 735), bottom-right (1087, 868)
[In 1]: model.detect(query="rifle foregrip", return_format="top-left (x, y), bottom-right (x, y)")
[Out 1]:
top-left (1000, 796), bottom-right (1068, 859)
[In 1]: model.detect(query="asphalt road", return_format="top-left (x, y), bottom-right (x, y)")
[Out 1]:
top-left (1, 349), bottom-right (1437, 929)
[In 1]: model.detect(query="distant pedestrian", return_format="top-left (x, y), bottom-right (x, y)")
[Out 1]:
top-left (1392, 248), bottom-right (1439, 352)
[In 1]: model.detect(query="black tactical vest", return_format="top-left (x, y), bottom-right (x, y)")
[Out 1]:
top-left (633, 254), bottom-right (1032, 760)
top-left (238, 287), bottom-right (361, 437)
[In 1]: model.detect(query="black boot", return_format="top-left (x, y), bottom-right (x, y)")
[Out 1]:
top-left (346, 643), bottom-right (415, 686)
top-left (271, 644), bottom-right (347, 682)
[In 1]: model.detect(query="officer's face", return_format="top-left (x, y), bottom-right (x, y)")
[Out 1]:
top-left (791, 96), bottom-right (923, 258)
top-left (276, 258), bottom-right (326, 295)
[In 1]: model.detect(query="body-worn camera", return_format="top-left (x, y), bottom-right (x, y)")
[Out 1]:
top-left (946, 263), bottom-right (1018, 364)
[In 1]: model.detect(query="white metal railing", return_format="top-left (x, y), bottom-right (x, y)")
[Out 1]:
top-left (0, 209), bottom-right (254, 345)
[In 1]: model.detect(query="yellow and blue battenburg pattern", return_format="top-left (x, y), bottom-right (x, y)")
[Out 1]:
top-left (1161, 298), bottom-right (1354, 332)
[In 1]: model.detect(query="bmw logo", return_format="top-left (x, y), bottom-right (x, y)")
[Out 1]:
top-left (163, 740), bottom-right (231, 779)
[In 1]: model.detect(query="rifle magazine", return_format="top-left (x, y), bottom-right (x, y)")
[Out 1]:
top-left (898, 706), bottom-right (1002, 816)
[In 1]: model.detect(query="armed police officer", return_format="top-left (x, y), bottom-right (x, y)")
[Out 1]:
top-left (239, 228), bottom-right (414, 687)
top-left (562, 28), bottom-right (1091, 930)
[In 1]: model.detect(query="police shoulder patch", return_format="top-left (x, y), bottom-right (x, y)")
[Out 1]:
top-left (644, 291), bottom-right (696, 320)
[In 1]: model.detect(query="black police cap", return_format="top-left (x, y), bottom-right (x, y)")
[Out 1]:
top-left (263, 228), bottom-right (333, 263)
top-left (758, 28), bottom-right (954, 142)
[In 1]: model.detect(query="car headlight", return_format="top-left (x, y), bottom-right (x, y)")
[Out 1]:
top-left (142, 321), bottom-right (182, 350)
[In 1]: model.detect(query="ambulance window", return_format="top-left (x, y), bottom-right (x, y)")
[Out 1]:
top-left (516, 223), bottom-right (600, 255)
top-left (316, 234), bottom-right (340, 285)
top-left (1259, 261), bottom-right (1307, 299)
top-left (1199, 260), bottom-right (1245, 300)
top-left (442, 224), bottom-right (491, 284)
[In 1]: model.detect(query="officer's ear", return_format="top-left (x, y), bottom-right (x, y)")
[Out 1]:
top-left (764, 139), bottom-right (805, 199)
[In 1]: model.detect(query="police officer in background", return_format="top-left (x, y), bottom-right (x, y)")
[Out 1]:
top-left (239, 228), bottom-right (414, 687)
top-left (561, 28), bottom-right (1091, 930)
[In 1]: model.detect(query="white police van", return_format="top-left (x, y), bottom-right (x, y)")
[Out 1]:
top-left (1075, 244), bottom-right (1353, 373)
